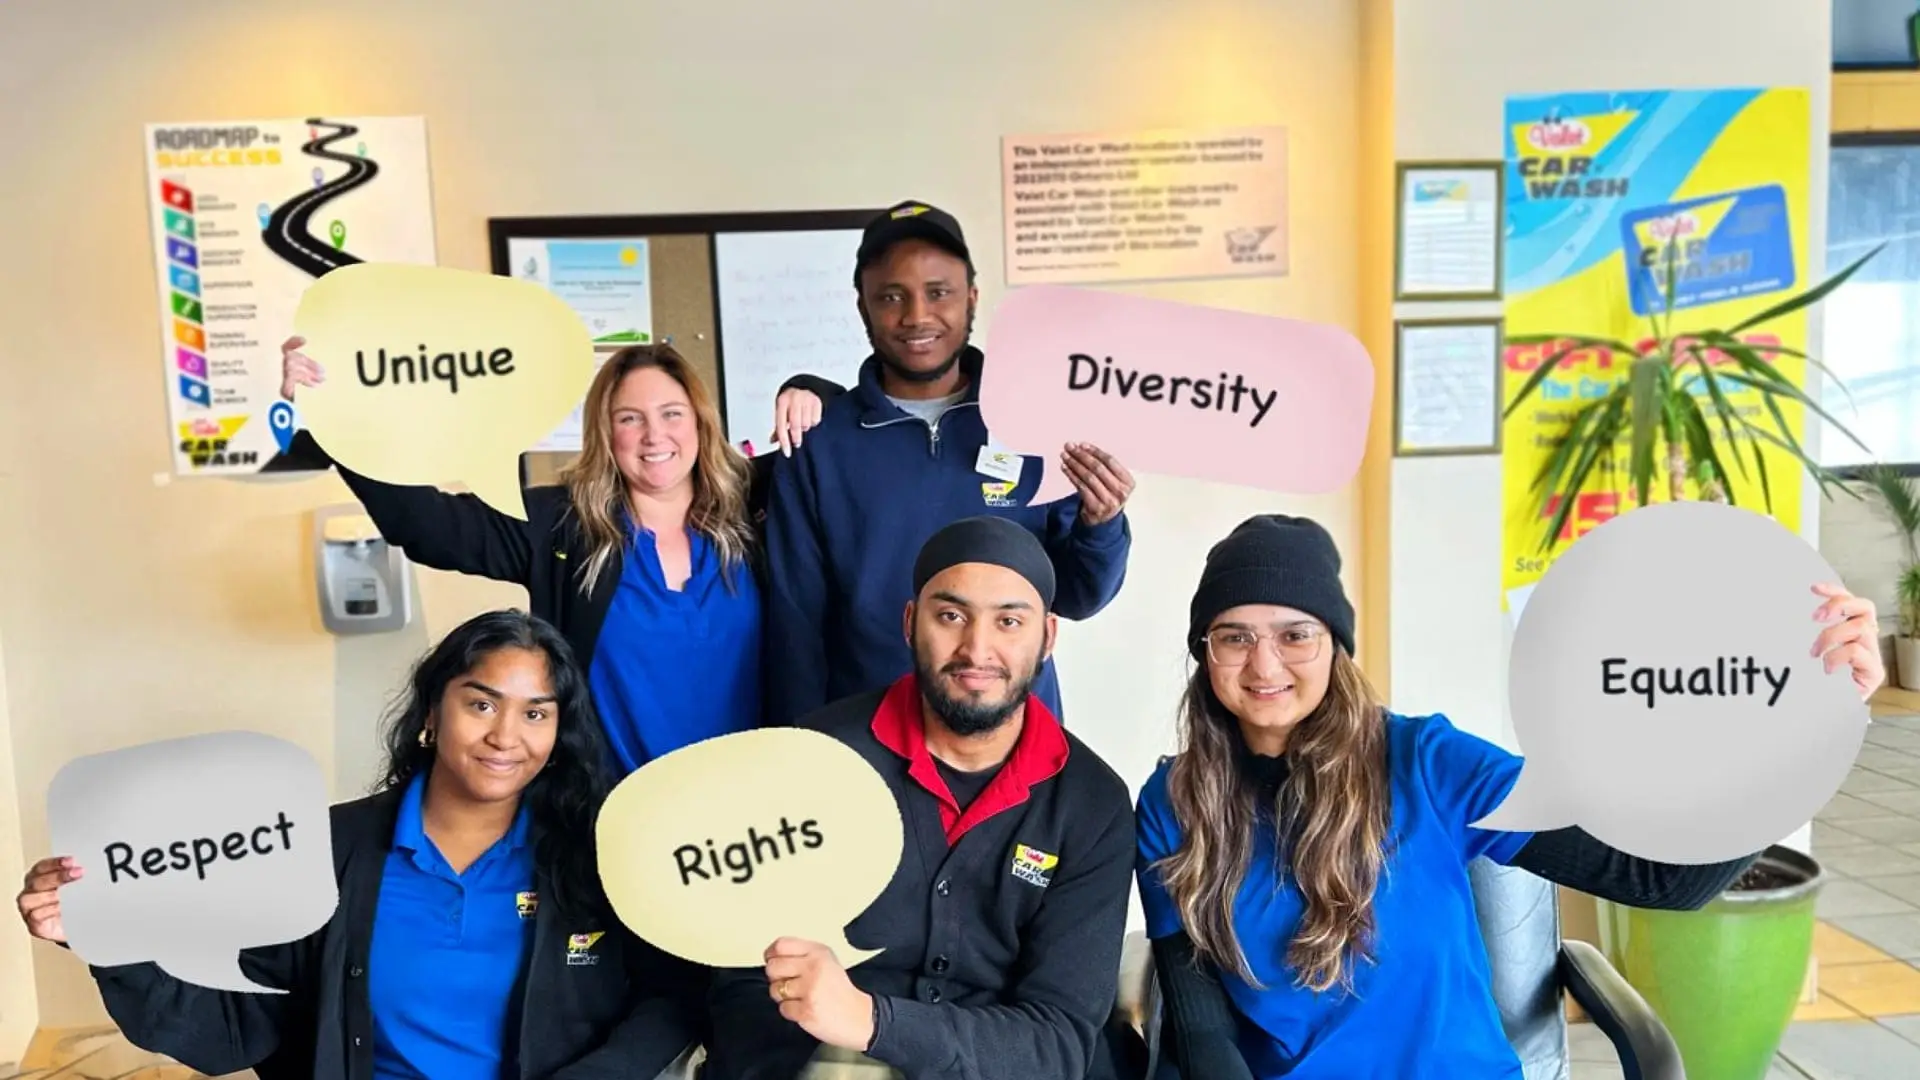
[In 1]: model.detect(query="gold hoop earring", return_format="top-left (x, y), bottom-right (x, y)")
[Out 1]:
top-left (418, 728), bottom-right (436, 748)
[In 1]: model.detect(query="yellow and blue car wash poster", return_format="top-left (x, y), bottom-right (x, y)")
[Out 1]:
top-left (1498, 88), bottom-right (1812, 613)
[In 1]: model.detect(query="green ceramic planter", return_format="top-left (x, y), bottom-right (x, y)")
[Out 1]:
top-left (1596, 844), bottom-right (1824, 1080)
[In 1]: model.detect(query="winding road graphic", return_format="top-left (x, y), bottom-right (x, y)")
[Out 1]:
top-left (260, 117), bottom-right (378, 277)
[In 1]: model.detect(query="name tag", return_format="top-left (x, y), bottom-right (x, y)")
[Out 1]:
top-left (976, 446), bottom-right (1024, 483)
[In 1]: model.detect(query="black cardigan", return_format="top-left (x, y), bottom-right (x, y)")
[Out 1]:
top-left (85, 786), bottom-right (700, 1080)
top-left (280, 372), bottom-right (845, 675)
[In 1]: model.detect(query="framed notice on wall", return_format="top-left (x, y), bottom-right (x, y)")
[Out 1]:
top-left (1393, 318), bottom-right (1503, 457)
top-left (1394, 161), bottom-right (1503, 301)
top-left (1000, 125), bottom-right (1289, 286)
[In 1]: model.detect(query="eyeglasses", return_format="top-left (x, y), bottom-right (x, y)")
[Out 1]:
top-left (1201, 622), bottom-right (1327, 667)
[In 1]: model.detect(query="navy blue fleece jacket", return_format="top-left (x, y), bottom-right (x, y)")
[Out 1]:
top-left (762, 347), bottom-right (1132, 727)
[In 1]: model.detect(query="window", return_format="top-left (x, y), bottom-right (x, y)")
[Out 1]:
top-left (1820, 137), bottom-right (1920, 470)
top-left (1835, 0), bottom-right (1920, 70)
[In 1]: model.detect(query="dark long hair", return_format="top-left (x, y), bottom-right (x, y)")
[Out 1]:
top-left (375, 609), bottom-right (612, 917)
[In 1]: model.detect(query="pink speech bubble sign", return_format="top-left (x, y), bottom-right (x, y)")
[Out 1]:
top-left (979, 285), bottom-right (1375, 503)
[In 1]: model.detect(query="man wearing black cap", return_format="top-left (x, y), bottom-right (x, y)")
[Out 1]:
top-left (759, 199), bottom-right (1137, 731)
top-left (706, 517), bottom-right (1137, 1080)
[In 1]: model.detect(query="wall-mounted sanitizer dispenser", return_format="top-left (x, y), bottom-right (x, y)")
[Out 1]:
top-left (314, 503), bottom-right (413, 635)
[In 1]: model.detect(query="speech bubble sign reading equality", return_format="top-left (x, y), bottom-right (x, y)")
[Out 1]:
top-left (1477, 501), bottom-right (1870, 865)
top-left (47, 731), bottom-right (338, 993)
top-left (596, 727), bottom-right (904, 970)
top-left (978, 285), bottom-right (1375, 504)
top-left (291, 263), bottom-right (596, 520)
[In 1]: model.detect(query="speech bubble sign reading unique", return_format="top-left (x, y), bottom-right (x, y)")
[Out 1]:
top-left (596, 727), bottom-right (904, 970)
top-left (48, 731), bottom-right (338, 993)
top-left (978, 284), bottom-right (1375, 503)
top-left (1477, 501), bottom-right (1870, 865)
top-left (291, 262), bottom-right (596, 520)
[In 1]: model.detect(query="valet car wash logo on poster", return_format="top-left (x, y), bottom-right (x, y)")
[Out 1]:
top-left (1223, 225), bottom-right (1279, 266)
top-left (178, 417), bottom-right (256, 470)
top-left (1512, 110), bottom-right (1638, 200)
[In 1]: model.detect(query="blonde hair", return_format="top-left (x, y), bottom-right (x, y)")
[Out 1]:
top-left (1153, 647), bottom-right (1392, 993)
top-left (559, 345), bottom-right (755, 593)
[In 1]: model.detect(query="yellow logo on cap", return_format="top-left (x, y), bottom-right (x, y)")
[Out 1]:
top-left (892, 205), bottom-right (931, 219)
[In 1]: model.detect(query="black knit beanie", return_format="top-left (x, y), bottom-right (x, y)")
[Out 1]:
top-left (913, 516), bottom-right (1057, 609)
top-left (1187, 514), bottom-right (1355, 660)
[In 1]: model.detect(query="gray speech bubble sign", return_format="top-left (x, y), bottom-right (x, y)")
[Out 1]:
top-left (47, 731), bottom-right (338, 993)
top-left (1477, 501), bottom-right (1870, 866)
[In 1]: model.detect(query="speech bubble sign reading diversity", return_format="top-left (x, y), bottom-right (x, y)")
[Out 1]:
top-left (1477, 501), bottom-right (1870, 865)
top-left (978, 285), bottom-right (1375, 504)
top-left (597, 727), bottom-right (904, 970)
top-left (291, 263), bottom-right (596, 520)
top-left (47, 731), bottom-right (338, 993)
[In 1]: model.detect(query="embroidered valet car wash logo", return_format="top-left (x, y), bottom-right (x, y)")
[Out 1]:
top-left (1009, 844), bottom-right (1058, 888)
top-left (982, 480), bottom-right (1019, 508)
top-left (516, 891), bottom-right (539, 919)
top-left (566, 931), bottom-right (604, 966)
top-left (1223, 226), bottom-right (1278, 265)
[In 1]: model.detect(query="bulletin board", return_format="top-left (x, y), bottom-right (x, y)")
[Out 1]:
top-left (487, 208), bottom-right (883, 484)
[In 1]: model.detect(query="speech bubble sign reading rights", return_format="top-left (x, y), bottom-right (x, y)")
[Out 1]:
top-left (597, 727), bottom-right (904, 970)
top-left (1477, 501), bottom-right (1870, 865)
top-left (291, 263), bottom-right (596, 520)
top-left (48, 731), bottom-right (338, 993)
top-left (978, 285), bottom-right (1375, 504)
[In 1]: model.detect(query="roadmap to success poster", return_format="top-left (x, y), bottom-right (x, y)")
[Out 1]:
top-left (144, 116), bottom-right (438, 477)
top-left (1498, 88), bottom-right (1812, 614)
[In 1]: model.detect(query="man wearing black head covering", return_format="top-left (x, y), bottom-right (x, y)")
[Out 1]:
top-left (706, 518), bottom-right (1137, 1080)
top-left (759, 199), bottom-right (1139, 736)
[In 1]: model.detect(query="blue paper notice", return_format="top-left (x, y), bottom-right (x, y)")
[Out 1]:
top-left (1620, 184), bottom-right (1795, 316)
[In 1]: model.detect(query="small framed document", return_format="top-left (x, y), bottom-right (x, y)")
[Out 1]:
top-left (1394, 318), bottom-right (1503, 456)
top-left (1395, 161), bottom-right (1503, 301)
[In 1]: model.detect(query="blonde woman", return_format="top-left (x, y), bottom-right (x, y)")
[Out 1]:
top-left (1137, 514), bottom-right (1886, 1079)
top-left (278, 336), bottom-right (841, 771)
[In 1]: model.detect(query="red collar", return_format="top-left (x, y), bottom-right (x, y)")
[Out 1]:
top-left (869, 672), bottom-right (1070, 844)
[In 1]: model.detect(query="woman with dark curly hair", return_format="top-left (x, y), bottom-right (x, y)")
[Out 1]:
top-left (17, 609), bottom-right (699, 1080)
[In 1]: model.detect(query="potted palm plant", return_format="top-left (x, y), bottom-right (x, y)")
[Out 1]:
top-left (1860, 462), bottom-right (1920, 692)
top-left (1503, 238), bottom-right (1881, 1080)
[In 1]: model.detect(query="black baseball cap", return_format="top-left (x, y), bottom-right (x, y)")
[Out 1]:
top-left (855, 200), bottom-right (973, 285)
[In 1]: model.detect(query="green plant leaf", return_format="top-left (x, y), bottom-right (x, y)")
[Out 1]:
top-left (1535, 391), bottom-right (1629, 552)
top-left (1693, 333), bottom-right (1860, 415)
top-left (1685, 362), bottom-right (1752, 484)
top-left (1501, 336), bottom-right (1637, 417)
top-left (1627, 359), bottom-right (1665, 506)
top-left (1726, 244), bottom-right (1884, 336)
top-left (1712, 367), bottom-right (1872, 457)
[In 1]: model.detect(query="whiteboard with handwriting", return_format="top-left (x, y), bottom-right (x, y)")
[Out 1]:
top-left (715, 229), bottom-right (871, 448)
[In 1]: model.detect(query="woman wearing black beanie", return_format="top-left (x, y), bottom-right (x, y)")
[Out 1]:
top-left (1132, 514), bottom-right (1885, 1079)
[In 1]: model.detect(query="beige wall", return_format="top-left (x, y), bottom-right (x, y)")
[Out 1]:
top-left (0, 0), bottom-right (1370, 1030)
top-left (0, 622), bottom-right (33, 1062)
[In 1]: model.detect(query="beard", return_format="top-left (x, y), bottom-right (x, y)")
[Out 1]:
top-left (864, 301), bottom-right (977, 386)
top-left (912, 629), bottom-right (1043, 738)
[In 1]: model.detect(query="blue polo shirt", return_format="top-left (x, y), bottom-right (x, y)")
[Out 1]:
top-left (589, 525), bottom-right (763, 773)
top-left (367, 773), bottom-right (539, 1079)
top-left (1135, 712), bottom-right (1534, 1079)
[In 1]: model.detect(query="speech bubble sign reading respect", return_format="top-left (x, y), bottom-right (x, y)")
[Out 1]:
top-left (978, 285), bottom-right (1375, 504)
top-left (47, 731), bottom-right (338, 993)
top-left (596, 727), bottom-right (904, 970)
top-left (291, 263), bottom-right (596, 520)
top-left (1477, 501), bottom-right (1871, 865)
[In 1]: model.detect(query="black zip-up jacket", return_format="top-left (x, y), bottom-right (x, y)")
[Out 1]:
top-left (85, 785), bottom-right (699, 1080)
top-left (705, 674), bottom-right (1138, 1080)
top-left (274, 371), bottom-right (845, 675)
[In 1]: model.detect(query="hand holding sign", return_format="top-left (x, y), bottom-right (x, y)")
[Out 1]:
top-left (979, 285), bottom-right (1374, 503)
top-left (42, 731), bottom-right (337, 993)
top-left (1478, 501), bottom-right (1879, 865)
top-left (290, 263), bottom-right (596, 520)
top-left (596, 727), bottom-right (903, 971)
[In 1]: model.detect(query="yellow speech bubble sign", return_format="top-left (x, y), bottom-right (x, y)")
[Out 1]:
top-left (291, 263), bottom-right (595, 520)
top-left (596, 727), bottom-right (904, 970)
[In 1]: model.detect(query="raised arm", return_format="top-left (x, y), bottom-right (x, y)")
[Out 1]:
top-left (1035, 444), bottom-right (1134, 620)
top-left (863, 801), bottom-right (1137, 1080)
top-left (276, 334), bottom-right (539, 585)
top-left (89, 943), bottom-right (311, 1076)
top-left (761, 448), bottom-right (834, 726)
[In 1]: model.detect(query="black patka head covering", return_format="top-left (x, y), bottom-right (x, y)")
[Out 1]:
top-left (912, 516), bottom-right (1056, 609)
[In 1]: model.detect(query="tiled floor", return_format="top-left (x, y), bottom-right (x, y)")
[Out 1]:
top-left (1572, 687), bottom-right (1920, 1079)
